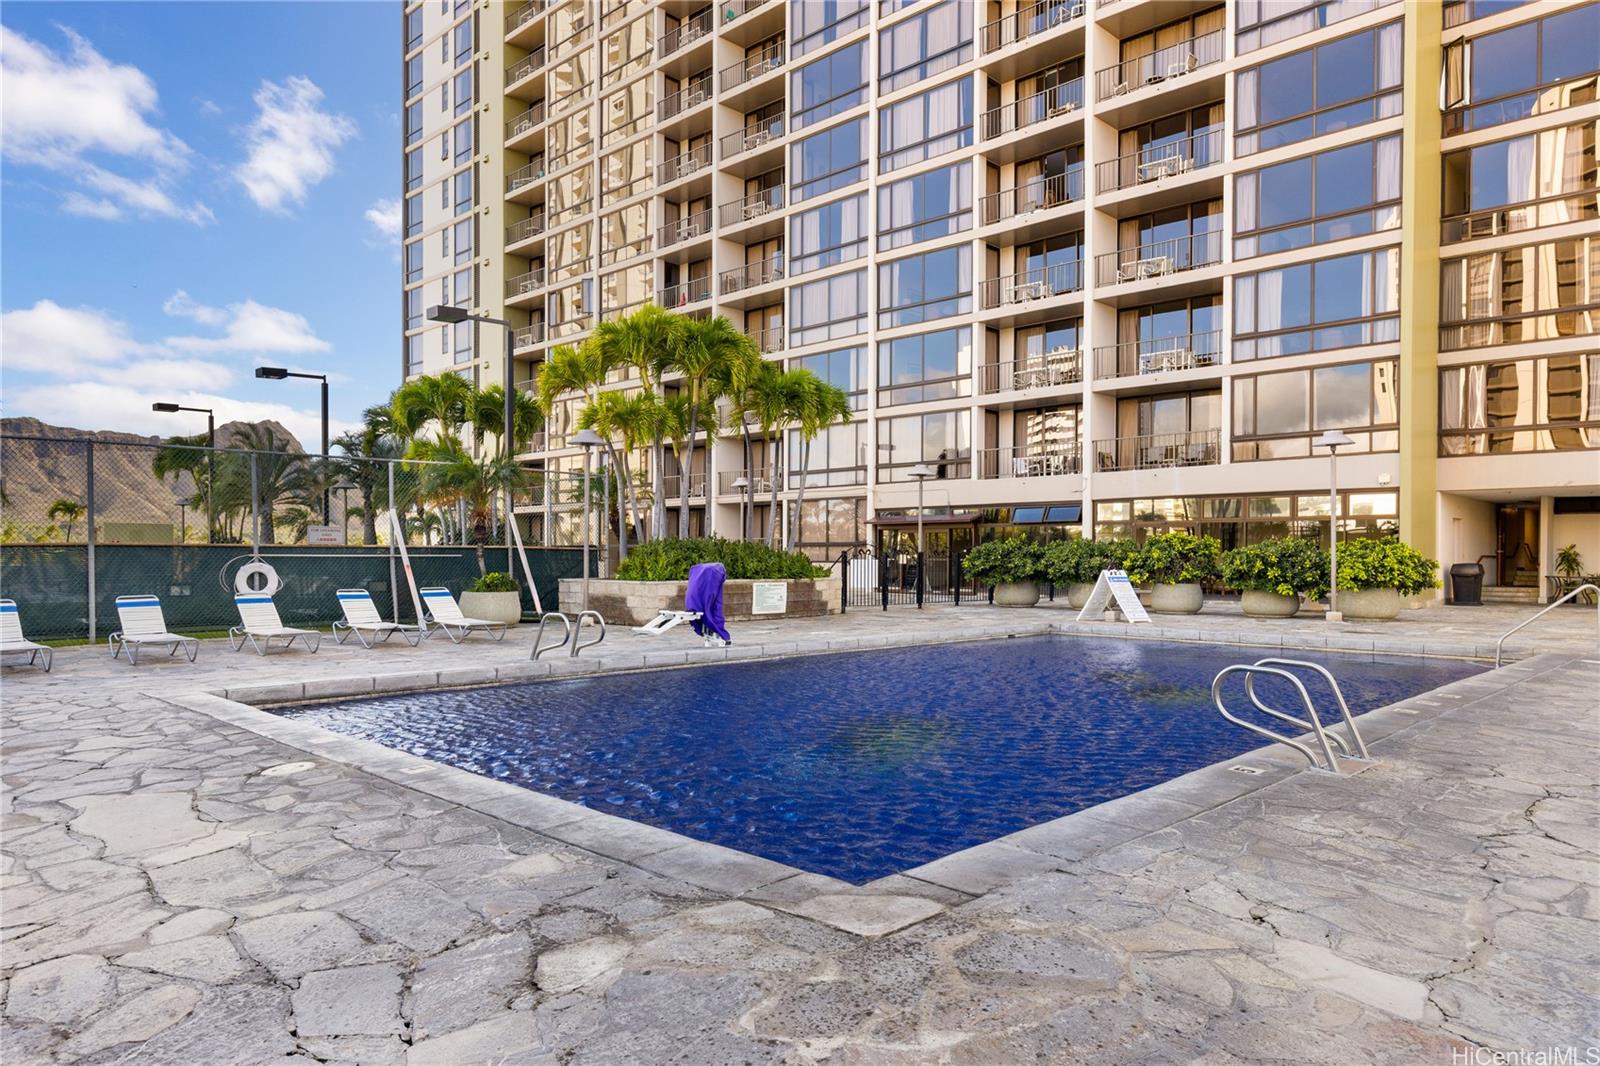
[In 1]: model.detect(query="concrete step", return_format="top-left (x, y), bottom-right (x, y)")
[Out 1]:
top-left (1481, 586), bottom-right (1540, 604)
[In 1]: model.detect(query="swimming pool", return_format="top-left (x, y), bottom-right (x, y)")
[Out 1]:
top-left (275, 636), bottom-right (1481, 883)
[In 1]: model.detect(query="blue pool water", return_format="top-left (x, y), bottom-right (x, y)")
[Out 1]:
top-left (276, 637), bottom-right (1481, 883)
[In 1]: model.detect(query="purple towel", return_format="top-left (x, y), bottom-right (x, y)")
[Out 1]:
top-left (685, 562), bottom-right (730, 643)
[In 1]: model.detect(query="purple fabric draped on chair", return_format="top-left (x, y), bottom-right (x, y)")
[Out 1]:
top-left (685, 562), bottom-right (730, 644)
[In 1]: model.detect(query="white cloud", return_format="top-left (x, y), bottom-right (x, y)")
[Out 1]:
top-left (197, 98), bottom-right (222, 116)
top-left (162, 290), bottom-right (228, 326)
top-left (0, 299), bottom-right (155, 375)
top-left (233, 76), bottom-right (355, 212)
top-left (60, 193), bottom-right (124, 220)
top-left (163, 296), bottom-right (330, 355)
top-left (364, 197), bottom-right (401, 242)
top-left (79, 164), bottom-right (216, 225)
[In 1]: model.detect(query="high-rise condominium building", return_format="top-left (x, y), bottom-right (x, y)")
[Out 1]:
top-left (401, 0), bottom-right (1599, 600)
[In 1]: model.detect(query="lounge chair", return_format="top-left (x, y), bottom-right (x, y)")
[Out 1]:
top-left (332, 588), bottom-right (423, 648)
top-left (1, 599), bottom-right (53, 672)
top-left (109, 595), bottom-right (199, 665)
top-left (420, 587), bottom-right (507, 643)
top-left (636, 562), bottom-right (730, 647)
top-left (229, 594), bottom-right (322, 655)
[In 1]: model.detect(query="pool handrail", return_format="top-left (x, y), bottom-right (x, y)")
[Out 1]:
top-left (1212, 663), bottom-right (1345, 774)
top-left (1493, 583), bottom-right (1599, 667)
top-left (571, 611), bottom-right (606, 657)
top-left (532, 612), bottom-right (572, 659)
top-left (1246, 657), bottom-right (1370, 760)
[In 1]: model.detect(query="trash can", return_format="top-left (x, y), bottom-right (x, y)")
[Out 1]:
top-left (1449, 562), bottom-right (1484, 606)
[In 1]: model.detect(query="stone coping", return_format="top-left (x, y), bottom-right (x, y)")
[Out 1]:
top-left (161, 623), bottom-right (1554, 939)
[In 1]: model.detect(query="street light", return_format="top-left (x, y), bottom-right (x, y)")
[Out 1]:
top-left (151, 402), bottom-right (215, 543)
top-left (908, 464), bottom-right (936, 557)
top-left (1315, 429), bottom-right (1356, 622)
top-left (572, 428), bottom-right (603, 616)
top-left (255, 367), bottom-right (330, 524)
top-left (732, 475), bottom-right (750, 542)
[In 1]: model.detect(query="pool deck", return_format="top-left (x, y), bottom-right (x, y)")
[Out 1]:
top-left (2, 601), bottom-right (1596, 1063)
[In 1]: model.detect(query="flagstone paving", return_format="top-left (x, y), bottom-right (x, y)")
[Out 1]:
top-left (1, 604), bottom-right (1596, 1064)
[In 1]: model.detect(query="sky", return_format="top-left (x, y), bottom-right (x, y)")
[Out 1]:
top-left (0, 1), bottom-right (400, 448)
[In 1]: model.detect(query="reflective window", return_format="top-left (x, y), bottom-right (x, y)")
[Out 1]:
top-left (406, 7), bottom-right (423, 50)
top-left (794, 0), bottom-right (869, 58)
top-left (454, 17), bottom-right (474, 67)
top-left (404, 193), bottom-right (422, 237)
top-left (879, 78), bottom-right (973, 173)
top-left (1232, 360), bottom-right (1399, 459)
top-left (791, 194), bottom-right (868, 275)
top-left (878, 326), bottom-right (972, 406)
top-left (1439, 353), bottom-right (1600, 454)
top-left (787, 422), bottom-right (868, 487)
top-left (1236, 0), bottom-right (1399, 55)
top-left (1440, 237), bottom-right (1600, 349)
top-left (1440, 121), bottom-right (1599, 241)
top-left (876, 410), bottom-right (970, 481)
top-left (878, 245), bottom-right (972, 328)
top-left (1233, 248), bottom-right (1401, 360)
top-left (454, 67), bottom-right (473, 115)
top-left (454, 170), bottom-right (473, 216)
top-left (406, 287), bottom-right (424, 330)
top-left (1444, 5), bottom-right (1600, 133)
top-left (877, 161), bottom-right (972, 252)
top-left (792, 41), bottom-right (866, 130)
top-left (879, 0), bottom-right (973, 93)
top-left (793, 117), bottom-right (868, 202)
top-left (1235, 21), bottom-right (1401, 156)
top-left (405, 240), bottom-right (424, 283)
top-left (1234, 135), bottom-right (1402, 257)
top-left (790, 270), bottom-right (867, 346)
top-left (453, 117), bottom-right (474, 165)
top-left (406, 102), bottom-right (423, 146)
top-left (791, 345), bottom-right (868, 408)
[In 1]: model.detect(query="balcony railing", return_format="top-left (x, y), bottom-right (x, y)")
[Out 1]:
top-left (505, 102), bottom-right (546, 140)
top-left (659, 8), bottom-right (714, 58)
top-left (979, 349), bottom-right (1082, 393)
top-left (658, 208), bottom-right (713, 248)
top-left (721, 0), bottom-right (772, 23)
top-left (505, 268), bottom-right (546, 298)
top-left (1095, 232), bottom-right (1222, 286)
top-left (657, 142), bottom-right (712, 185)
top-left (659, 76), bottom-right (713, 121)
top-left (718, 468), bottom-right (779, 494)
top-left (753, 326), bottom-right (784, 354)
top-left (505, 0), bottom-right (546, 34)
top-left (513, 322), bottom-right (547, 349)
top-left (978, 445), bottom-right (1083, 479)
top-left (1095, 429), bottom-right (1220, 472)
top-left (980, 168), bottom-right (1083, 225)
top-left (1094, 331), bottom-right (1223, 380)
top-left (980, 261), bottom-right (1083, 309)
top-left (662, 472), bottom-right (709, 499)
top-left (506, 46), bottom-right (547, 84)
top-left (982, 79), bottom-right (1082, 139)
top-left (1095, 30), bottom-right (1224, 100)
top-left (720, 256), bottom-right (785, 295)
top-left (720, 41), bottom-right (785, 92)
top-left (660, 277), bottom-right (712, 308)
top-left (1095, 130), bottom-right (1224, 194)
top-left (507, 156), bottom-right (547, 193)
top-left (720, 116), bottom-right (785, 159)
top-left (507, 211), bottom-right (546, 245)
top-left (981, 0), bottom-right (1084, 53)
top-left (719, 186), bottom-right (784, 226)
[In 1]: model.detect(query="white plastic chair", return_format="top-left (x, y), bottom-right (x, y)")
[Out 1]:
top-left (109, 595), bottom-right (199, 665)
top-left (420, 587), bottom-right (507, 643)
top-left (1, 599), bottom-right (52, 672)
top-left (332, 589), bottom-right (423, 648)
top-left (229, 594), bottom-right (321, 655)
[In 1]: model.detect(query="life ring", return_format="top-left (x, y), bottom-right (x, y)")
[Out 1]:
top-left (234, 560), bottom-right (283, 596)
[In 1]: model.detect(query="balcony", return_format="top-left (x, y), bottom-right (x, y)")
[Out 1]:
top-left (1095, 232), bottom-right (1222, 287)
top-left (506, 46), bottom-right (547, 87)
top-left (1093, 331), bottom-right (1223, 380)
top-left (505, 102), bottom-right (546, 143)
top-left (660, 276), bottom-right (712, 308)
top-left (505, 268), bottom-right (546, 300)
top-left (659, 9), bottom-right (714, 59)
top-left (1094, 30), bottom-right (1223, 100)
top-left (506, 211), bottom-right (546, 247)
top-left (658, 208), bottom-right (712, 248)
top-left (720, 256), bottom-right (784, 295)
top-left (753, 326), bottom-right (784, 354)
top-left (719, 186), bottom-right (783, 227)
top-left (982, 0), bottom-right (1084, 53)
top-left (982, 80), bottom-right (1083, 139)
top-left (513, 322), bottom-right (547, 349)
top-left (505, 0), bottom-right (544, 36)
top-left (1095, 130), bottom-right (1223, 195)
top-left (980, 168), bottom-right (1083, 226)
top-left (722, 0), bottom-right (772, 23)
top-left (662, 472), bottom-right (709, 500)
top-left (980, 349), bottom-right (1082, 393)
top-left (507, 156), bottom-right (547, 195)
top-left (978, 445), bottom-right (1083, 479)
top-left (720, 116), bottom-right (785, 160)
top-left (1095, 429), bottom-right (1220, 471)
top-left (720, 41), bottom-right (784, 93)
top-left (659, 75), bottom-right (712, 121)
top-left (657, 142), bottom-right (712, 185)
top-left (718, 467), bottom-right (778, 494)
top-left (980, 261), bottom-right (1083, 310)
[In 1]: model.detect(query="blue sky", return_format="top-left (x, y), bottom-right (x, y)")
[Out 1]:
top-left (1, 1), bottom-right (400, 447)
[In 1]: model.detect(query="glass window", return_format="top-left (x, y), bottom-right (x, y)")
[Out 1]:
top-left (453, 218), bottom-right (473, 264)
top-left (406, 7), bottom-right (424, 50)
top-left (876, 410), bottom-right (970, 481)
top-left (790, 270), bottom-right (867, 346)
top-left (1236, 0), bottom-right (1400, 55)
top-left (877, 245), bottom-right (972, 328)
top-left (877, 161), bottom-right (972, 252)
top-left (878, 326), bottom-right (971, 406)
top-left (792, 117), bottom-right (868, 202)
top-left (791, 346), bottom-right (868, 408)
top-left (454, 266), bottom-right (474, 306)
top-left (454, 17), bottom-right (474, 66)
top-left (454, 169), bottom-right (473, 216)
top-left (453, 319), bottom-right (474, 364)
top-left (794, 0), bottom-right (869, 58)
top-left (879, 78), bottom-right (973, 173)
top-left (1231, 360), bottom-right (1399, 460)
top-left (879, 0), bottom-right (973, 93)
top-left (404, 193), bottom-right (422, 237)
top-left (406, 55), bottom-right (423, 98)
top-left (792, 41), bottom-right (867, 130)
top-left (1234, 248), bottom-right (1401, 360)
top-left (1440, 122), bottom-right (1598, 241)
top-left (453, 117), bottom-right (474, 164)
top-left (1440, 237), bottom-right (1600, 349)
top-left (787, 422), bottom-right (868, 488)
top-left (454, 67), bottom-right (473, 116)
top-left (406, 333), bottom-right (425, 375)
top-left (406, 287), bottom-right (424, 330)
top-left (791, 194), bottom-right (868, 275)
top-left (405, 240), bottom-right (424, 283)
top-left (406, 101), bottom-right (423, 146)
top-left (1235, 135), bottom-right (1401, 256)
top-left (1444, 5), bottom-right (1600, 133)
top-left (1439, 354), bottom-right (1600, 453)
top-left (406, 148), bottom-right (423, 191)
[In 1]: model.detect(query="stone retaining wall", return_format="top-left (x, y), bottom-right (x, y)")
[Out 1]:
top-left (557, 576), bottom-right (841, 624)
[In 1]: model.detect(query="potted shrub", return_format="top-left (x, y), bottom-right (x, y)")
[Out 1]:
top-left (963, 536), bottom-right (1045, 607)
top-left (1221, 538), bottom-right (1329, 618)
top-left (460, 571), bottom-right (523, 626)
top-left (1043, 536), bottom-right (1138, 608)
top-left (1334, 539), bottom-right (1439, 620)
top-left (1124, 531), bottom-right (1222, 614)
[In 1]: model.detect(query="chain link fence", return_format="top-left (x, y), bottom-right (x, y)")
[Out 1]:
top-left (0, 434), bottom-right (595, 641)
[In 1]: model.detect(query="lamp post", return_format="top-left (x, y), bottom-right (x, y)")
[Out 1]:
top-left (732, 475), bottom-right (750, 541)
top-left (334, 480), bottom-right (355, 543)
top-left (255, 367), bottom-right (330, 524)
top-left (572, 428), bottom-right (603, 615)
top-left (151, 402), bottom-right (215, 543)
top-left (908, 464), bottom-right (936, 556)
top-left (1315, 429), bottom-right (1356, 622)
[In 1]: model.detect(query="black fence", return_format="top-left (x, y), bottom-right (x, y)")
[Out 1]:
top-left (834, 549), bottom-right (995, 610)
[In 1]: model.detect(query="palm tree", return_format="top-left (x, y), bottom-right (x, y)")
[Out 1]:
top-left (46, 498), bottom-right (84, 542)
top-left (469, 384), bottom-right (543, 460)
top-left (537, 339), bottom-right (645, 556)
top-left (392, 372), bottom-right (472, 454)
top-left (591, 304), bottom-right (676, 540)
top-left (231, 424), bottom-right (305, 545)
top-left (333, 403), bottom-right (405, 545)
top-left (668, 315), bottom-right (759, 538)
top-left (581, 389), bottom-right (657, 556)
top-left (741, 363), bottom-right (806, 548)
top-left (786, 374), bottom-right (854, 552)
top-left (416, 436), bottom-right (532, 575)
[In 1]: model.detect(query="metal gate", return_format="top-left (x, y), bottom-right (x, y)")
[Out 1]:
top-left (833, 548), bottom-right (987, 610)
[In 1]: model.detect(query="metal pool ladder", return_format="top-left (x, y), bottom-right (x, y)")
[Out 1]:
top-left (531, 611), bottom-right (608, 659)
top-left (1494, 583), bottom-right (1598, 667)
top-left (1211, 658), bottom-right (1375, 776)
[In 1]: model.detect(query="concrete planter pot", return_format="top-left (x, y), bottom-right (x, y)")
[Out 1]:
top-left (1241, 590), bottom-right (1300, 618)
top-left (1339, 587), bottom-right (1402, 621)
top-left (459, 591), bottom-right (522, 625)
top-left (557, 576), bottom-right (841, 624)
top-left (1150, 582), bottom-right (1204, 614)
top-left (1066, 582), bottom-right (1096, 609)
top-left (992, 581), bottom-right (1041, 607)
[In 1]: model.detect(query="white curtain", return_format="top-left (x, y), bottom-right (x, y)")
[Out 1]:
top-left (1236, 173), bottom-right (1258, 233)
top-left (1378, 21), bottom-right (1403, 89)
top-left (1505, 134), bottom-right (1535, 204)
top-left (1236, 69), bottom-right (1258, 130)
top-left (1375, 135), bottom-right (1402, 203)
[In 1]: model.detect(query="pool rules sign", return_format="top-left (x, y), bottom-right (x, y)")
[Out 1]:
top-left (1076, 569), bottom-right (1151, 624)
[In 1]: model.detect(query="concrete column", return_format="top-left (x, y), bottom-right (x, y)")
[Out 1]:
top-left (1538, 494), bottom-right (1554, 603)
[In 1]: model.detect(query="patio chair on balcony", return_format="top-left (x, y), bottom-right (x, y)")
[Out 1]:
top-left (229, 594), bottom-right (322, 656)
top-left (1, 599), bottom-right (52, 672)
top-left (109, 595), bottom-right (199, 665)
top-left (420, 587), bottom-right (508, 643)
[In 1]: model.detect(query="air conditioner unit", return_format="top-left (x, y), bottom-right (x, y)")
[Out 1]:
top-left (1135, 255), bottom-right (1174, 279)
top-left (1014, 281), bottom-right (1047, 301)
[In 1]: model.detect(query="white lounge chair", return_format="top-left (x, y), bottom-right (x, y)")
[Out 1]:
top-left (420, 587), bottom-right (507, 643)
top-left (1, 599), bottom-right (52, 672)
top-left (109, 595), bottom-right (199, 665)
top-left (229, 594), bottom-right (321, 655)
top-left (332, 589), bottom-right (423, 648)
top-left (636, 610), bottom-right (700, 636)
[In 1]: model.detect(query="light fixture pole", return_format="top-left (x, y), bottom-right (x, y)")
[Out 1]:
top-left (151, 402), bottom-right (215, 543)
top-left (255, 367), bottom-right (331, 524)
top-left (572, 428), bottom-right (603, 615)
top-left (908, 464), bottom-right (936, 557)
top-left (1315, 429), bottom-right (1356, 622)
top-left (732, 475), bottom-right (750, 541)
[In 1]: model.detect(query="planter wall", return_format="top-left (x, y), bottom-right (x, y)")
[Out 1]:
top-left (1339, 587), bottom-right (1403, 621)
top-left (557, 575), bottom-right (842, 624)
top-left (459, 590), bottom-right (523, 625)
top-left (1241, 590), bottom-right (1301, 618)
top-left (1150, 582), bottom-right (1204, 614)
top-left (992, 581), bottom-right (1041, 607)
